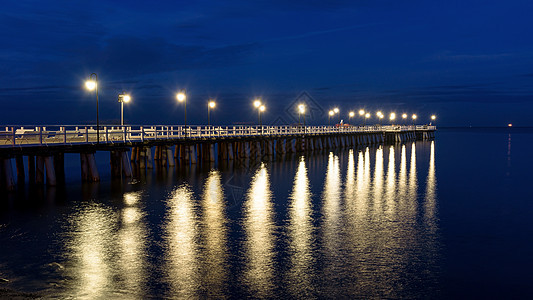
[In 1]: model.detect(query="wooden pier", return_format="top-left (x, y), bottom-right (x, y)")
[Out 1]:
top-left (0, 124), bottom-right (435, 191)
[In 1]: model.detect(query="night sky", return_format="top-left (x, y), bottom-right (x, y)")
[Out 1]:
top-left (1, 0), bottom-right (532, 127)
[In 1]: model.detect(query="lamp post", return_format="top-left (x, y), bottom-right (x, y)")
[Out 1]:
top-left (254, 99), bottom-right (262, 125)
top-left (431, 115), bottom-right (436, 125)
top-left (328, 110), bottom-right (334, 125)
top-left (390, 112), bottom-right (396, 126)
top-left (208, 100), bottom-right (216, 126)
top-left (359, 109), bottom-right (365, 126)
top-left (118, 94), bottom-right (131, 126)
top-left (298, 104), bottom-right (306, 126)
top-left (85, 73), bottom-right (99, 143)
top-left (365, 113), bottom-right (370, 126)
top-left (402, 113), bottom-right (408, 126)
top-left (412, 114), bottom-right (417, 125)
top-left (259, 105), bottom-right (266, 129)
top-left (177, 90), bottom-right (187, 135)
top-left (377, 111), bottom-right (383, 126)
top-left (349, 111), bottom-right (355, 124)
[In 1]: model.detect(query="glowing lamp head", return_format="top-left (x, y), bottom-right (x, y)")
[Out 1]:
top-left (259, 105), bottom-right (265, 112)
top-left (176, 91), bottom-right (186, 102)
top-left (431, 115), bottom-right (436, 120)
top-left (329, 110), bottom-right (334, 116)
top-left (508, 123), bottom-right (513, 127)
top-left (349, 111), bottom-right (355, 117)
top-left (412, 114), bottom-right (417, 120)
top-left (333, 108), bottom-right (339, 114)
top-left (365, 113), bottom-right (370, 118)
top-left (402, 113), bottom-right (408, 119)
top-left (377, 111), bottom-right (382, 118)
top-left (209, 101), bottom-right (216, 108)
top-left (298, 104), bottom-right (305, 113)
top-left (390, 113), bottom-right (396, 120)
top-left (254, 99), bottom-right (261, 108)
top-left (359, 109), bottom-right (365, 116)
top-left (85, 80), bottom-right (96, 91)
top-left (120, 94), bottom-right (131, 103)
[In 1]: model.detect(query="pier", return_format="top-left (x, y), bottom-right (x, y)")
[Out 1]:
top-left (0, 124), bottom-right (435, 191)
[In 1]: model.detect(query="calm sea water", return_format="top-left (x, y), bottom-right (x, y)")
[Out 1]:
top-left (1, 128), bottom-right (533, 299)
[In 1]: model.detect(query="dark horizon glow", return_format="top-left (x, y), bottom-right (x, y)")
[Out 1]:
top-left (1, 0), bottom-right (532, 126)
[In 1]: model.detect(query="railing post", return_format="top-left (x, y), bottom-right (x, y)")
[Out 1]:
top-left (11, 127), bottom-right (15, 146)
top-left (84, 126), bottom-right (88, 143)
top-left (105, 126), bottom-right (109, 143)
top-left (39, 127), bottom-right (43, 145)
top-left (140, 126), bottom-right (144, 142)
top-left (63, 126), bottom-right (67, 144)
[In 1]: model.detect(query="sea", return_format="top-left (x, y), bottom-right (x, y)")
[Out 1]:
top-left (1, 127), bottom-right (532, 299)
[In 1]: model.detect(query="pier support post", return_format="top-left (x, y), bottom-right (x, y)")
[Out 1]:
top-left (1, 158), bottom-right (15, 191)
top-left (167, 147), bottom-right (175, 167)
top-left (36, 156), bottom-right (45, 185)
top-left (15, 155), bottom-right (24, 186)
top-left (146, 147), bottom-right (153, 168)
top-left (44, 156), bottom-right (56, 186)
top-left (28, 155), bottom-right (35, 185)
top-left (87, 153), bottom-right (100, 182)
top-left (54, 153), bottom-right (65, 185)
top-left (122, 151), bottom-right (132, 177)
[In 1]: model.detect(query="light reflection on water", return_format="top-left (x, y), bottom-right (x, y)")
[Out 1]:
top-left (242, 162), bottom-right (276, 297)
top-left (287, 156), bottom-right (315, 298)
top-left (1, 141), bottom-right (441, 298)
top-left (163, 184), bottom-right (200, 298)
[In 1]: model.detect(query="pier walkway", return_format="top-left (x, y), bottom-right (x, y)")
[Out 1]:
top-left (0, 124), bottom-right (436, 191)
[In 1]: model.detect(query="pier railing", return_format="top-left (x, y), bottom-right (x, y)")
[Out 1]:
top-left (0, 125), bottom-right (436, 147)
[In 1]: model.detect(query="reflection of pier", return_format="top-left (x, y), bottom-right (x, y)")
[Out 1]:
top-left (0, 125), bottom-right (435, 190)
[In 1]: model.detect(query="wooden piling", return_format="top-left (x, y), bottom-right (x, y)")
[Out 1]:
top-left (36, 156), bottom-right (45, 185)
top-left (54, 153), bottom-right (65, 185)
top-left (44, 156), bottom-right (56, 186)
top-left (15, 155), bottom-right (24, 185)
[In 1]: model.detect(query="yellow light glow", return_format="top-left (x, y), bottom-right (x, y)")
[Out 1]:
top-left (390, 113), bottom-right (396, 120)
top-left (298, 104), bottom-right (305, 113)
top-left (365, 113), bottom-right (370, 118)
top-left (402, 113), bottom-right (408, 119)
top-left (259, 105), bottom-right (265, 112)
top-left (333, 108), bottom-right (339, 114)
top-left (431, 115), bottom-right (436, 120)
top-left (85, 80), bottom-right (96, 91)
top-left (209, 101), bottom-right (216, 108)
top-left (412, 114), bottom-right (417, 120)
top-left (379, 114), bottom-right (384, 119)
top-left (176, 91), bottom-right (186, 102)
top-left (123, 95), bottom-right (131, 103)
top-left (349, 111), bottom-right (355, 117)
top-left (254, 100), bottom-right (261, 108)
top-left (508, 123), bottom-right (513, 127)
top-left (359, 109), bottom-right (365, 116)
top-left (329, 110), bottom-right (334, 116)
top-left (377, 111), bottom-right (382, 117)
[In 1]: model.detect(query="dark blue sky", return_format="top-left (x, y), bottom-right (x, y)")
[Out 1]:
top-left (1, 0), bottom-right (532, 126)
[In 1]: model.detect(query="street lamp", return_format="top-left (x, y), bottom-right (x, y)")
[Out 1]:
top-left (364, 112), bottom-right (370, 126)
top-left (328, 110), bottom-right (334, 125)
top-left (259, 105), bottom-right (265, 127)
top-left (349, 111), bottom-right (355, 124)
top-left (176, 90), bottom-right (187, 135)
top-left (390, 112), bottom-right (396, 125)
top-left (254, 99), bottom-right (262, 125)
top-left (298, 104), bottom-right (306, 126)
top-left (412, 114), bottom-right (417, 125)
top-left (85, 73), bottom-right (99, 143)
top-left (208, 100), bottom-right (216, 126)
top-left (118, 94), bottom-right (131, 126)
